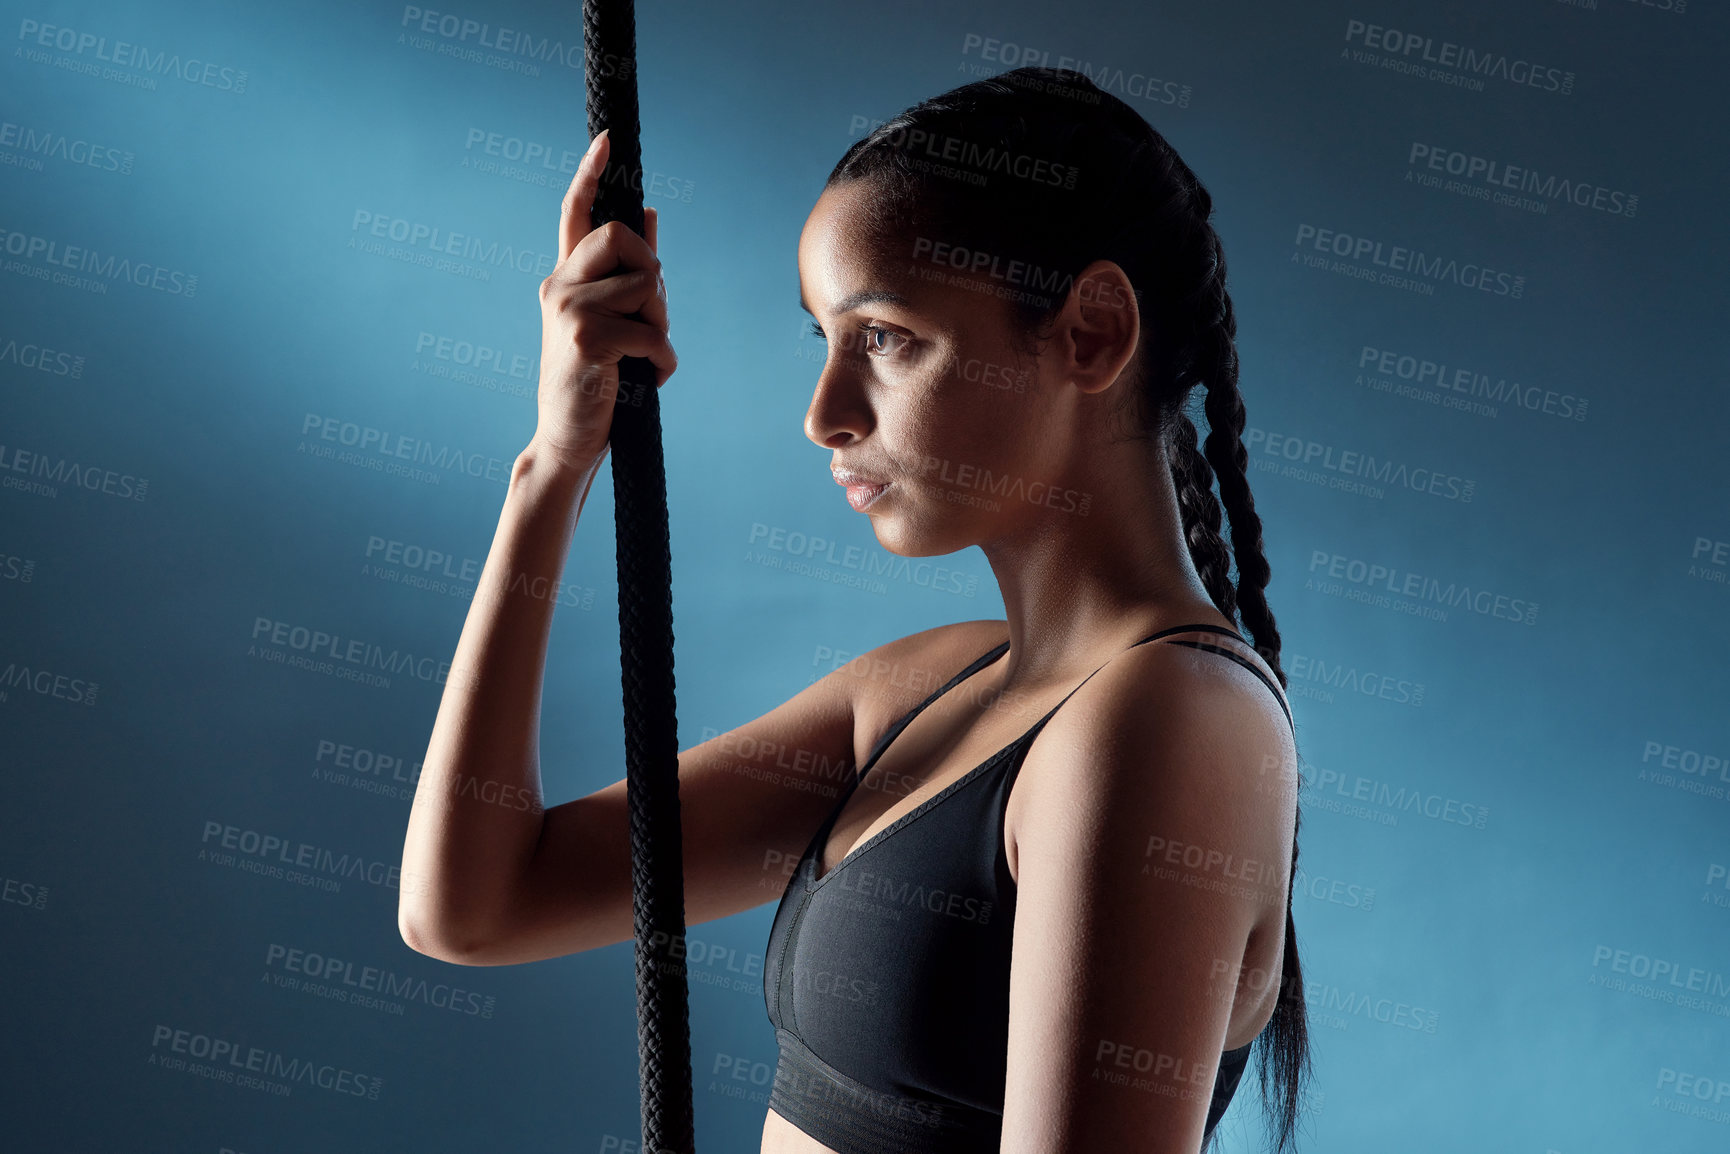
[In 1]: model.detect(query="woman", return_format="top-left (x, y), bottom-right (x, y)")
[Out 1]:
top-left (400, 66), bottom-right (1309, 1154)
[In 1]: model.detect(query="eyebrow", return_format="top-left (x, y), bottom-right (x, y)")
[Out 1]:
top-left (798, 289), bottom-right (913, 316)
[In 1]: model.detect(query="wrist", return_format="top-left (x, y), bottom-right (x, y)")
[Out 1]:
top-left (517, 435), bottom-right (606, 486)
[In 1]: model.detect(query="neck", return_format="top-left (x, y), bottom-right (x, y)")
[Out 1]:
top-left (977, 438), bottom-right (1233, 691)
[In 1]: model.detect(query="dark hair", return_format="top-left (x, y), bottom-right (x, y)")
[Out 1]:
top-left (825, 67), bottom-right (1311, 1152)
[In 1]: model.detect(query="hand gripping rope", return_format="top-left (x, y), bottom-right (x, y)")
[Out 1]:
top-left (582, 1), bottom-right (696, 1150)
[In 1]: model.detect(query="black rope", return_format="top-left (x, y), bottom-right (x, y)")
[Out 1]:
top-left (581, 3), bottom-right (695, 1150)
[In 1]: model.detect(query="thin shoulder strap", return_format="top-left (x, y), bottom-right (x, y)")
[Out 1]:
top-left (860, 621), bottom-right (1293, 779)
top-left (1023, 622), bottom-right (1245, 735)
top-left (857, 638), bottom-right (1014, 777)
top-left (1158, 639), bottom-right (1295, 734)
top-left (1130, 622), bottom-right (1248, 646)
top-left (1075, 621), bottom-right (1295, 734)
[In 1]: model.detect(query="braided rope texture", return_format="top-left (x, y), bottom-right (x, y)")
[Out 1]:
top-left (582, 2), bottom-right (695, 1150)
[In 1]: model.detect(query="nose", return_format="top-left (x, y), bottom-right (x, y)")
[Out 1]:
top-left (803, 358), bottom-right (873, 448)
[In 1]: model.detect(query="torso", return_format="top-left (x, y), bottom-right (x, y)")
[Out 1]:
top-left (761, 617), bottom-right (1293, 1153)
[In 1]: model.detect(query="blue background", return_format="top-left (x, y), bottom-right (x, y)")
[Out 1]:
top-left (2, 0), bottom-right (1727, 1151)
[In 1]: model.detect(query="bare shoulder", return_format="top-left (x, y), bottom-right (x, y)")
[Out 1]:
top-left (840, 617), bottom-right (1011, 753)
top-left (1012, 636), bottom-right (1298, 891)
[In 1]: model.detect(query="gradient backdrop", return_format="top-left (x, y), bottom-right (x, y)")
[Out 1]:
top-left (2, 0), bottom-right (1727, 1151)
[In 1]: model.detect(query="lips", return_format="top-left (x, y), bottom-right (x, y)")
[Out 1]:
top-left (833, 467), bottom-right (891, 511)
top-left (831, 468), bottom-right (888, 488)
top-left (843, 481), bottom-right (889, 511)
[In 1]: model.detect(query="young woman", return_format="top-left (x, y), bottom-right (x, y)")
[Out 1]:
top-left (400, 66), bottom-right (1309, 1154)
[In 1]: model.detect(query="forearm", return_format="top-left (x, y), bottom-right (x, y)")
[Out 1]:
top-left (399, 439), bottom-right (606, 955)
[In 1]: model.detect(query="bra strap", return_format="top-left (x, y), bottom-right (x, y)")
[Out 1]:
top-left (1027, 623), bottom-right (1244, 733)
top-left (1162, 640), bottom-right (1295, 733)
top-left (856, 638), bottom-right (1013, 778)
top-left (1130, 622), bottom-right (1247, 646)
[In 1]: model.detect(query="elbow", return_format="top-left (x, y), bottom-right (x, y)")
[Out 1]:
top-left (398, 905), bottom-right (498, 967)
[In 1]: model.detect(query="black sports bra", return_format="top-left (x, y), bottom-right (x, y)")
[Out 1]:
top-left (762, 623), bottom-right (1295, 1151)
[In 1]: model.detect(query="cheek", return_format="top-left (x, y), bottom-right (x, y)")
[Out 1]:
top-left (904, 398), bottom-right (1028, 489)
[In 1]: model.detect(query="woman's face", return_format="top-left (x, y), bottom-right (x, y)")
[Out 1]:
top-left (798, 179), bottom-right (1111, 558)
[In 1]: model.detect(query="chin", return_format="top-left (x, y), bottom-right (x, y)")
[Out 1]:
top-left (868, 506), bottom-right (978, 560)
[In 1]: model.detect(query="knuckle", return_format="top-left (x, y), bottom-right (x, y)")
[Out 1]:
top-left (570, 314), bottom-right (603, 349)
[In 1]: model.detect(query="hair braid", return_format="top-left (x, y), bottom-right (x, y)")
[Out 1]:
top-left (1168, 412), bottom-right (1238, 622)
top-left (1190, 222), bottom-right (1310, 1154)
top-left (1194, 231), bottom-right (1287, 687)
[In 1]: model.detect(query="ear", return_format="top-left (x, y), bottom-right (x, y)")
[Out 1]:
top-left (1060, 259), bottom-right (1139, 396)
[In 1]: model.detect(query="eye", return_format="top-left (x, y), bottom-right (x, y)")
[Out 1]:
top-left (856, 322), bottom-right (907, 357)
top-left (804, 319), bottom-right (907, 358)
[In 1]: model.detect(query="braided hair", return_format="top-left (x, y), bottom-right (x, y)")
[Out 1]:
top-left (826, 67), bottom-right (1310, 1152)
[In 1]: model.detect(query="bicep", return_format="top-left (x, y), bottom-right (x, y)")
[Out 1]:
top-left (484, 620), bottom-right (1006, 966)
top-left (1002, 653), bottom-right (1294, 1150)
top-left (496, 662), bottom-right (862, 964)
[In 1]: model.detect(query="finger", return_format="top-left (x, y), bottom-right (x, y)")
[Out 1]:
top-left (645, 206), bottom-right (658, 255)
top-left (566, 215), bottom-right (658, 282)
top-left (562, 257), bottom-right (669, 341)
top-left (558, 129), bottom-right (609, 265)
top-left (575, 313), bottom-right (678, 387)
top-left (560, 222), bottom-right (667, 338)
